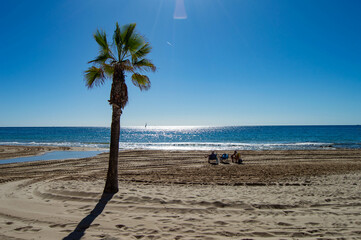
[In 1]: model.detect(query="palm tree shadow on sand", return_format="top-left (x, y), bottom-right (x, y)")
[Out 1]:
top-left (63, 193), bottom-right (114, 240)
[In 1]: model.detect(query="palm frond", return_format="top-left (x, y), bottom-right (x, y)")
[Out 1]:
top-left (121, 23), bottom-right (136, 46)
top-left (94, 29), bottom-right (110, 54)
top-left (88, 52), bottom-right (113, 64)
top-left (121, 59), bottom-right (134, 72)
top-left (133, 59), bottom-right (156, 72)
top-left (113, 22), bottom-right (123, 60)
top-left (103, 64), bottom-right (114, 77)
top-left (132, 43), bottom-right (151, 62)
top-left (84, 66), bottom-right (106, 88)
top-left (127, 34), bottom-right (144, 54)
top-left (120, 23), bottom-right (144, 55)
top-left (131, 73), bottom-right (151, 91)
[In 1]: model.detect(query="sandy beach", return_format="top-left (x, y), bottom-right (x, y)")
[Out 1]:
top-left (1, 146), bottom-right (361, 239)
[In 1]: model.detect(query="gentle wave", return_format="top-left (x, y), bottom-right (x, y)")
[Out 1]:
top-left (0, 141), bottom-right (109, 149)
top-left (3, 141), bottom-right (361, 150)
top-left (118, 142), bottom-right (334, 150)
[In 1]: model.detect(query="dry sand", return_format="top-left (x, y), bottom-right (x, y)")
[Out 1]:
top-left (0, 146), bottom-right (361, 239)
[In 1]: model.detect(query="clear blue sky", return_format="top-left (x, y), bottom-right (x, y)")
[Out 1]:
top-left (1, 0), bottom-right (360, 127)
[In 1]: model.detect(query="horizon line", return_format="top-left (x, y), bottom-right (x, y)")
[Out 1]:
top-left (0, 124), bottom-right (360, 128)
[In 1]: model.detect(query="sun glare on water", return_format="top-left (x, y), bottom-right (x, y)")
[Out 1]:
top-left (123, 126), bottom-right (209, 131)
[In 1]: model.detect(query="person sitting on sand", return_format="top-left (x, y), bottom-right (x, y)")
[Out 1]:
top-left (220, 153), bottom-right (230, 164)
top-left (208, 151), bottom-right (219, 165)
top-left (231, 150), bottom-right (243, 164)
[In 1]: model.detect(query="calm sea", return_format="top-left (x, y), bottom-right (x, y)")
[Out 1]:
top-left (0, 126), bottom-right (361, 151)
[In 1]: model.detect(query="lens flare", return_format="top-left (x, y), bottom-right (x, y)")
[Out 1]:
top-left (174, 0), bottom-right (187, 19)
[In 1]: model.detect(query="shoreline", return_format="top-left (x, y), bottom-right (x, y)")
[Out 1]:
top-left (0, 146), bottom-right (361, 239)
top-left (0, 145), bottom-right (105, 160)
top-left (1, 146), bottom-right (361, 184)
top-left (1, 143), bottom-right (360, 157)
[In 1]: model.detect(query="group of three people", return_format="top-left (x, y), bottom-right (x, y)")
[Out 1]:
top-left (208, 150), bottom-right (243, 165)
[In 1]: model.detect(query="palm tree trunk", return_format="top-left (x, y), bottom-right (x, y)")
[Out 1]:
top-left (103, 105), bottom-right (121, 193)
top-left (104, 65), bottom-right (125, 194)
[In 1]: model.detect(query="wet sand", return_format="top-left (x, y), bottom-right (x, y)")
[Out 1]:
top-left (0, 146), bottom-right (361, 239)
top-left (0, 145), bottom-right (101, 160)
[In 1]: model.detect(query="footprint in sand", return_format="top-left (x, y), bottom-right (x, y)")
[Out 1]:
top-left (134, 235), bottom-right (144, 239)
top-left (79, 205), bottom-right (91, 210)
top-left (214, 221), bottom-right (228, 226)
top-left (158, 218), bottom-right (171, 223)
top-left (185, 218), bottom-right (199, 222)
top-left (169, 227), bottom-right (181, 232)
top-left (14, 226), bottom-right (41, 232)
top-left (305, 222), bottom-right (320, 226)
top-left (252, 232), bottom-right (275, 237)
top-left (92, 234), bottom-right (106, 238)
top-left (146, 229), bottom-right (159, 234)
top-left (277, 222), bottom-right (293, 226)
top-left (307, 229), bottom-right (320, 234)
top-left (116, 224), bottom-right (126, 229)
top-left (244, 219), bottom-right (261, 224)
top-left (14, 226), bottom-right (32, 231)
top-left (291, 232), bottom-right (312, 237)
top-left (49, 223), bottom-right (68, 228)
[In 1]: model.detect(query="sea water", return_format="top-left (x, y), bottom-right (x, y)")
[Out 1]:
top-left (1, 126), bottom-right (361, 151)
top-left (0, 151), bottom-right (103, 164)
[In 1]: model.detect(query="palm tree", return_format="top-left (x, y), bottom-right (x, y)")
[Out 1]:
top-left (85, 23), bottom-right (156, 193)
